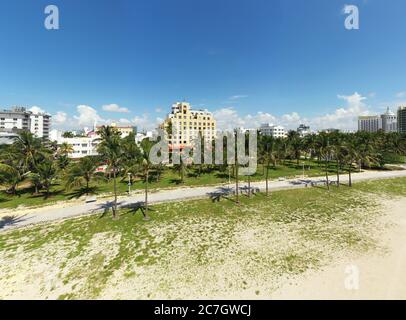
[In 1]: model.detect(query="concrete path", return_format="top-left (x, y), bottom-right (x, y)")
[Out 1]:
top-left (1, 170), bottom-right (406, 232)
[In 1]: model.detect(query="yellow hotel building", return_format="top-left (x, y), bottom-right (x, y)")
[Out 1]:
top-left (161, 102), bottom-right (217, 150)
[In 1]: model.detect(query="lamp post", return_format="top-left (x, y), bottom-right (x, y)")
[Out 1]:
top-left (127, 172), bottom-right (132, 195)
top-left (302, 162), bottom-right (305, 179)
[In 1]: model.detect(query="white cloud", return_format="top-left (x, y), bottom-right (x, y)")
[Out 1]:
top-left (155, 107), bottom-right (163, 113)
top-left (229, 95), bottom-right (248, 100)
top-left (396, 92), bottom-right (406, 98)
top-left (74, 105), bottom-right (104, 127)
top-left (118, 118), bottom-right (131, 124)
top-left (102, 104), bottom-right (129, 113)
top-left (213, 92), bottom-right (372, 132)
top-left (53, 111), bottom-right (67, 124)
top-left (213, 108), bottom-right (246, 131)
top-left (29, 106), bottom-right (45, 114)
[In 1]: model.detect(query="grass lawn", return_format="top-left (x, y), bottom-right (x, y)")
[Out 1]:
top-left (0, 160), bottom-right (347, 209)
top-left (1, 177), bottom-right (405, 299)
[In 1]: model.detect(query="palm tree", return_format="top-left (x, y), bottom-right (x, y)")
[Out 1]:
top-left (343, 137), bottom-right (359, 187)
top-left (97, 126), bottom-right (123, 219)
top-left (12, 131), bottom-right (46, 171)
top-left (330, 132), bottom-right (345, 187)
top-left (234, 130), bottom-right (240, 204)
top-left (35, 158), bottom-right (58, 196)
top-left (316, 133), bottom-right (332, 190)
top-left (287, 130), bottom-right (303, 166)
top-left (65, 156), bottom-right (102, 194)
top-left (0, 162), bottom-right (24, 195)
top-left (139, 138), bottom-right (155, 220)
top-left (58, 142), bottom-right (74, 156)
top-left (259, 135), bottom-right (277, 196)
top-left (173, 162), bottom-right (187, 183)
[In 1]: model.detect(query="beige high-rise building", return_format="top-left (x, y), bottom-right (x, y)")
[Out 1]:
top-left (161, 102), bottom-right (216, 149)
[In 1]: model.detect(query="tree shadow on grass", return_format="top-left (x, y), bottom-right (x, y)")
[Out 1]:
top-left (207, 187), bottom-right (237, 203)
top-left (27, 189), bottom-right (64, 200)
top-left (169, 178), bottom-right (184, 185)
top-left (66, 186), bottom-right (99, 200)
top-left (121, 202), bottom-right (153, 220)
top-left (187, 172), bottom-right (199, 178)
top-left (215, 172), bottom-right (230, 180)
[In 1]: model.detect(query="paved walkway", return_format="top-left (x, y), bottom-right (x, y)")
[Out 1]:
top-left (1, 170), bottom-right (406, 232)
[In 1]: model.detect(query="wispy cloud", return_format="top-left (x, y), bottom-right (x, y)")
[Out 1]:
top-left (102, 104), bottom-right (129, 113)
top-left (396, 91), bottom-right (406, 98)
top-left (228, 95), bottom-right (248, 100)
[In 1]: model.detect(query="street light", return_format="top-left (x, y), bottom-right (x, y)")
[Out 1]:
top-left (127, 172), bottom-right (132, 195)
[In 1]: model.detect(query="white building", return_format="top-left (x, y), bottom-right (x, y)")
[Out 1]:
top-left (0, 132), bottom-right (19, 145)
top-left (58, 135), bottom-right (99, 159)
top-left (259, 124), bottom-right (287, 138)
top-left (135, 131), bottom-right (154, 144)
top-left (0, 107), bottom-right (51, 139)
top-left (381, 107), bottom-right (397, 133)
top-left (358, 115), bottom-right (382, 133)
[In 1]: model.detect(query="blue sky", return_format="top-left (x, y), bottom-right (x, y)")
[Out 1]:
top-left (0, 0), bottom-right (405, 131)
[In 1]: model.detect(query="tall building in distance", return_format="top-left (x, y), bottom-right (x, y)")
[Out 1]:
top-left (381, 107), bottom-right (397, 133)
top-left (161, 102), bottom-right (217, 149)
top-left (0, 107), bottom-right (51, 139)
top-left (358, 108), bottom-right (398, 133)
top-left (358, 115), bottom-right (382, 133)
top-left (259, 124), bottom-right (287, 138)
top-left (398, 106), bottom-right (406, 134)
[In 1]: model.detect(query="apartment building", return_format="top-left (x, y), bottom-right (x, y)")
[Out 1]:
top-left (259, 123), bottom-right (287, 138)
top-left (0, 107), bottom-right (51, 139)
top-left (398, 106), bottom-right (406, 134)
top-left (160, 102), bottom-right (217, 149)
top-left (358, 115), bottom-right (382, 133)
top-left (358, 108), bottom-right (398, 133)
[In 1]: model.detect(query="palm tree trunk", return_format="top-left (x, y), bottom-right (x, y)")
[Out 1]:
top-left (248, 175), bottom-right (251, 198)
top-left (349, 165), bottom-right (352, 187)
top-left (180, 163), bottom-right (184, 183)
top-left (112, 167), bottom-right (118, 219)
top-left (336, 159), bottom-right (340, 188)
top-left (265, 161), bottom-right (269, 197)
top-left (235, 164), bottom-right (239, 204)
top-left (145, 169), bottom-right (149, 218)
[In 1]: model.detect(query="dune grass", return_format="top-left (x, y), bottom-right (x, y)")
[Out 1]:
top-left (1, 177), bottom-right (404, 299)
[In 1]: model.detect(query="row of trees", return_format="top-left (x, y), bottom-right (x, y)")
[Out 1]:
top-left (1, 128), bottom-right (405, 219)
top-left (259, 130), bottom-right (406, 193)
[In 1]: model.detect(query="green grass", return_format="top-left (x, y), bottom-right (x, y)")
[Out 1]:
top-left (0, 160), bottom-right (347, 209)
top-left (1, 177), bottom-right (404, 299)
